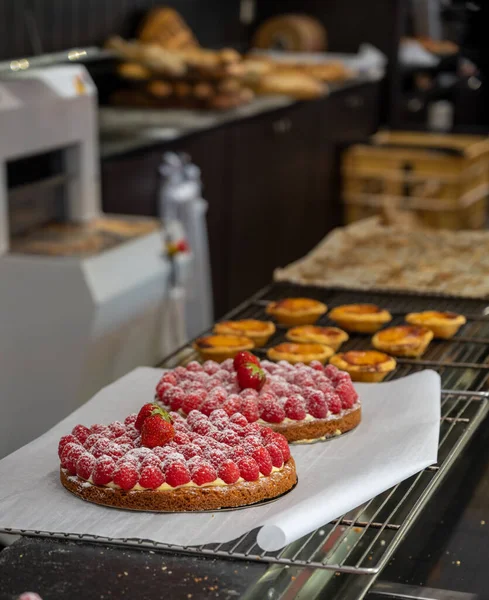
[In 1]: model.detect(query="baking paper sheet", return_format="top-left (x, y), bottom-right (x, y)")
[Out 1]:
top-left (0, 368), bottom-right (440, 551)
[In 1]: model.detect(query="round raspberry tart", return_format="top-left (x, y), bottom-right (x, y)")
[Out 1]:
top-left (156, 353), bottom-right (361, 443)
top-left (59, 405), bottom-right (296, 511)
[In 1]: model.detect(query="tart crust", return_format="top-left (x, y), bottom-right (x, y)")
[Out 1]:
top-left (328, 304), bottom-right (392, 333)
top-left (266, 297), bottom-right (327, 325)
top-left (405, 311), bottom-right (466, 339)
top-left (267, 342), bottom-right (334, 365)
top-left (60, 458), bottom-right (297, 512)
top-left (329, 351), bottom-right (396, 383)
top-left (214, 320), bottom-right (276, 347)
top-left (270, 406), bottom-right (361, 442)
top-left (286, 325), bottom-right (349, 352)
top-left (372, 325), bottom-right (433, 358)
top-left (193, 335), bottom-right (254, 363)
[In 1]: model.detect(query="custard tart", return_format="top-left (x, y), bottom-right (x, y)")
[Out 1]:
top-left (214, 319), bottom-right (275, 347)
top-left (372, 325), bottom-right (433, 358)
top-left (267, 342), bottom-right (334, 365)
top-left (193, 335), bottom-right (254, 363)
top-left (405, 311), bottom-right (466, 339)
top-left (329, 350), bottom-right (396, 383)
top-left (266, 298), bottom-right (327, 326)
top-left (286, 325), bottom-right (349, 352)
top-left (328, 304), bottom-right (392, 333)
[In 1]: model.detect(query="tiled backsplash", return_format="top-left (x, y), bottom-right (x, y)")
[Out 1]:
top-left (0, 0), bottom-right (243, 60)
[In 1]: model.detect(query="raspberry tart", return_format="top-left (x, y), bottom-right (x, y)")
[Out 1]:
top-left (286, 325), bottom-right (349, 352)
top-left (266, 298), bottom-right (327, 326)
top-left (59, 405), bottom-right (296, 511)
top-left (328, 304), bottom-right (392, 334)
top-left (267, 342), bottom-right (334, 365)
top-left (329, 350), bottom-right (396, 383)
top-left (193, 334), bottom-right (254, 363)
top-left (405, 310), bottom-right (466, 339)
top-left (156, 353), bottom-right (361, 442)
top-left (214, 319), bottom-right (276, 347)
top-left (372, 325), bottom-right (433, 358)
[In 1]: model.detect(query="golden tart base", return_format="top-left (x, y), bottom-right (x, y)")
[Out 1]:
top-left (329, 350), bottom-right (396, 383)
top-left (286, 325), bottom-right (349, 352)
top-left (405, 311), bottom-right (466, 339)
top-left (267, 342), bottom-right (334, 365)
top-left (266, 297), bottom-right (327, 326)
top-left (60, 458), bottom-right (297, 512)
top-left (328, 304), bottom-right (392, 334)
top-left (214, 319), bottom-right (276, 347)
top-left (372, 325), bottom-right (433, 358)
top-left (193, 334), bottom-right (254, 363)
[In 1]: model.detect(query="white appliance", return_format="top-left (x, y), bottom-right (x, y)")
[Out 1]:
top-left (0, 66), bottom-right (189, 458)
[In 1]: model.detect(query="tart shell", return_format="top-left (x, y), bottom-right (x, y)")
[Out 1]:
top-left (214, 320), bottom-right (276, 347)
top-left (286, 326), bottom-right (349, 352)
top-left (328, 304), bottom-right (392, 334)
top-left (61, 458), bottom-right (297, 512)
top-left (405, 311), bottom-right (466, 339)
top-left (267, 342), bottom-right (334, 365)
top-left (329, 351), bottom-right (396, 383)
top-left (193, 335), bottom-right (254, 363)
top-left (372, 326), bottom-right (433, 358)
top-left (266, 298), bottom-right (327, 326)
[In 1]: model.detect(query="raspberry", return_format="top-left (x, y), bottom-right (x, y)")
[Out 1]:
top-left (240, 388), bottom-right (258, 400)
top-left (124, 414), bottom-right (137, 427)
top-left (209, 409), bottom-right (230, 429)
top-left (239, 398), bottom-right (259, 423)
top-left (191, 462), bottom-right (218, 486)
top-left (92, 456), bottom-right (116, 485)
top-left (271, 433), bottom-right (291, 462)
top-left (288, 384), bottom-right (302, 395)
top-left (259, 399), bottom-right (286, 424)
top-left (270, 381), bottom-right (290, 397)
top-left (238, 457), bottom-right (260, 481)
top-left (186, 361), bottom-right (202, 372)
top-left (216, 429), bottom-right (241, 446)
top-left (173, 366), bottom-right (188, 380)
top-left (165, 462), bottom-right (191, 487)
top-left (152, 446), bottom-right (174, 460)
top-left (215, 369), bottom-right (231, 382)
top-left (218, 459), bottom-right (241, 484)
top-left (91, 438), bottom-right (112, 458)
top-left (230, 447), bottom-right (246, 462)
top-left (187, 410), bottom-right (206, 427)
top-left (90, 424), bottom-right (107, 434)
top-left (206, 449), bottom-right (227, 468)
top-left (309, 360), bottom-right (324, 371)
top-left (126, 448), bottom-right (152, 463)
top-left (307, 391), bottom-right (328, 419)
top-left (203, 360), bottom-right (220, 375)
top-left (61, 443), bottom-right (86, 475)
top-left (108, 421), bottom-right (126, 438)
top-left (76, 452), bottom-right (96, 480)
top-left (141, 454), bottom-right (162, 469)
top-left (324, 391), bottom-right (342, 414)
top-left (71, 425), bottom-right (91, 444)
top-left (155, 382), bottom-right (172, 401)
top-left (333, 371), bottom-right (352, 386)
top-left (284, 395), bottom-right (307, 420)
top-left (229, 412), bottom-right (248, 427)
top-left (221, 358), bottom-right (235, 371)
top-left (243, 435), bottom-right (263, 449)
top-left (105, 442), bottom-right (125, 460)
top-left (58, 434), bottom-right (78, 457)
top-left (207, 386), bottom-right (227, 403)
top-left (335, 381), bottom-right (358, 409)
top-left (182, 391), bottom-right (205, 415)
top-left (317, 381), bottom-right (335, 396)
top-left (243, 423), bottom-right (262, 436)
top-left (180, 443), bottom-right (203, 460)
top-left (83, 433), bottom-right (101, 450)
top-left (113, 462), bottom-right (139, 490)
top-left (260, 427), bottom-right (276, 442)
top-left (193, 420), bottom-right (216, 436)
top-left (252, 447), bottom-right (273, 476)
top-left (265, 443), bottom-right (284, 468)
top-left (222, 395), bottom-right (241, 416)
top-left (125, 427), bottom-right (140, 441)
top-left (173, 431), bottom-right (191, 445)
top-left (160, 371), bottom-right (178, 386)
top-left (139, 465), bottom-right (165, 489)
top-left (164, 387), bottom-right (186, 411)
top-left (200, 397), bottom-right (223, 416)
top-left (324, 364), bottom-right (339, 379)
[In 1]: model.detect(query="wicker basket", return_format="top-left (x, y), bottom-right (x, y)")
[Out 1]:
top-left (342, 131), bottom-right (489, 230)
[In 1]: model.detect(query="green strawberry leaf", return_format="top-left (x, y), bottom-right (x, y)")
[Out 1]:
top-left (150, 404), bottom-right (173, 423)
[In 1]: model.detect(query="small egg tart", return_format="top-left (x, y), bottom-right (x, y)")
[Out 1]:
top-left (286, 325), bottom-right (349, 352)
top-left (328, 304), bottom-right (392, 334)
top-left (330, 350), bottom-right (396, 383)
top-left (372, 325), bottom-right (433, 358)
top-left (214, 319), bottom-right (276, 347)
top-left (267, 342), bottom-right (334, 365)
top-left (193, 335), bottom-right (254, 363)
top-left (405, 311), bottom-right (466, 339)
top-left (266, 298), bottom-right (327, 326)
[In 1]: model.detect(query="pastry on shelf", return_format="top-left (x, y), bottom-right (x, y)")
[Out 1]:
top-left (266, 297), bottom-right (327, 326)
top-left (286, 325), bottom-right (349, 352)
top-left (372, 325), bottom-right (433, 358)
top-left (59, 404), bottom-right (296, 511)
top-left (156, 354), bottom-right (361, 442)
top-left (329, 350), bottom-right (396, 383)
top-left (138, 7), bottom-right (200, 50)
top-left (193, 334), bottom-right (254, 363)
top-left (328, 304), bottom-right (392, 334)
top-left (254, 72), bottom-right (326, 100)
top-left (405, 311), bottom-right (466, 339)
top-left (267, 342), bottom-right (334, 365)
top-left (214, 319), bottom-right (276, 347)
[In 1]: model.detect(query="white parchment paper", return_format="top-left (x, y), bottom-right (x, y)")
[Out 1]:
top-left (0, 368), bottom-right (440, 551)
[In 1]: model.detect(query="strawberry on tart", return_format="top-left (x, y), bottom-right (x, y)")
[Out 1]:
top-left (59, 404), bottom-right (297, 511)
top-left (156, 352), bottom-right (361, 443)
